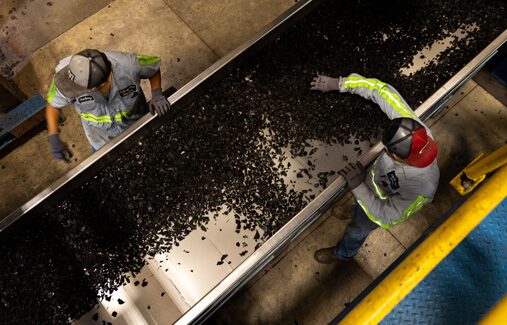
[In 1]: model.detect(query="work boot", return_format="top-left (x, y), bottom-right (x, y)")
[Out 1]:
top-left (314, 247), bottom-right (343, 264)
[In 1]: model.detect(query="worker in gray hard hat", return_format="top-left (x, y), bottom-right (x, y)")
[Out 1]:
top-left (45, 49), bottom-right (171, 161)
top-left (310, 73), bottom-right (440, 265)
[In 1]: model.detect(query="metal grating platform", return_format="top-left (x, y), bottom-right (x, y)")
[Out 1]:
top-left (380, 197), bottom-right (507, 324)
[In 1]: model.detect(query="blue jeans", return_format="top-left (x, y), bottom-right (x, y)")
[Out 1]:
top-left (334, 201), bottom-right (379, 260)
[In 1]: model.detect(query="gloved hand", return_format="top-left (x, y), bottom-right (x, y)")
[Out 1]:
top-left (149, 88), bottom-right (170, 116)
top-left (310, 75), bottom-right (343, 93)
top-left (339, 162), bottom-right (366, 190)
top-left (48, 133), bottom-right (72, 162)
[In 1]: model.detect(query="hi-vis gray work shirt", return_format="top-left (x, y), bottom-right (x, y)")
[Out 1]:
top-left (339, 73), bottom-right (440, 229)
top-left (47, 51), bottom-right (161, 149)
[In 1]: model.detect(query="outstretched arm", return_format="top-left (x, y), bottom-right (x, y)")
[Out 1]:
top-left (311, 73), bottom-right (418, 120)
top-left (339, 73), bottom-right (417, 120)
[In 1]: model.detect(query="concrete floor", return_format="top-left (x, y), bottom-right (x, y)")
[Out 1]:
top-left (1, 1), bottom-right (506, 324)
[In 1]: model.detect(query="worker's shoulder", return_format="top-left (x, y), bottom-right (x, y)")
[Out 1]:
top-left (104, 51), bottom-right (160, 66)
top-left (405, 162), bottom-right (439, 193)
top-left (404, 161), bottom-right (439, 178)
top-left (102, 51), bottom-right (138, 65)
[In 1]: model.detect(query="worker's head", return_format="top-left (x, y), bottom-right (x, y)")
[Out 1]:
top-left (54, 49), bottom-right (111, 98)
top-left (382, 118), bottom-right (438, 168)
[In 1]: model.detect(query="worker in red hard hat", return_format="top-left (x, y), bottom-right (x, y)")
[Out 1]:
top-left (310, 73), bottom-right (440, 265)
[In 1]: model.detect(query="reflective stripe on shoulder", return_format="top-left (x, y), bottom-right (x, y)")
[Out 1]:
top-left (344, 76), bottom-right (416, 118)
top-left (136, 55), bottom-right (160, 66)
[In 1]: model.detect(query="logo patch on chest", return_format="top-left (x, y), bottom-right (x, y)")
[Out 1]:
top-left (387, 171), bottom-right (400, 190)
top-left (119, 85), bottom-right (137, 97)
top-left (78, 95), bottom-right (95, 103)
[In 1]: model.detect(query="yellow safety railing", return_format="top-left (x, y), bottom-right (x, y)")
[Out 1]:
top-left (479, 293), bottom-right (507, 325)
top-left (450, 144), bottom-right (507, 195)
top-left (339, 164), bottom-right (507, 325)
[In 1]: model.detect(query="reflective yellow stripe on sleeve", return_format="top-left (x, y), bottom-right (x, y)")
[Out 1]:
top-left (344, 76), bottom-right (416, 118)
top-left (136, 55), bottom-right (161, 66)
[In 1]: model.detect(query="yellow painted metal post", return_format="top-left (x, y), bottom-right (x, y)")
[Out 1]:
top-left (339, 164), bottom-right (507, 325)
top-left (450, 154), bottom-right (486, 195)
top-left (451, 144), bottom-right (507, 195)
top-left (465, 144), bottom-right (507, 179)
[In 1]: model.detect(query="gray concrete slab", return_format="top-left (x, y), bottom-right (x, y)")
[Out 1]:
top-left (214, 208), bottom-right (356, 324)
top-left (473, 61), bottom-right (507, 107)
top-left (0, 0), bottom-right (113, 78)
top-left (163, 0), bottom-right (297, 57)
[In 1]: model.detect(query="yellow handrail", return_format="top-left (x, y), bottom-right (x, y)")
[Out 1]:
top-left (479, 293), bottom-right (507, 325)
top-left (466, 144), bottom-right (507, 180)
top-left (339, 164), bottom-right (507, 325)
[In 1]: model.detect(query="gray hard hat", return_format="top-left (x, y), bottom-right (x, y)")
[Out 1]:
top-left (54, 49), bottom-right (111, 98)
